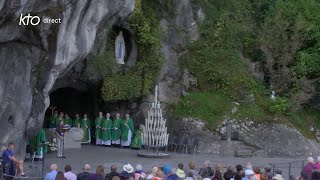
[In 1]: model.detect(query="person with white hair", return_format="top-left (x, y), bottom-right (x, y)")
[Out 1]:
top-left (77, 163), bottom-right (92, 180)
top-left (302, 157), bottom-right (315, 180)
top-left (45, 164), bottom-right (58, 180)
top-left (134, 164), bottom-right (146, 180)
top-left (242, 163), bottom-right (256, 180)
top-left (314, 156), bottom-right (320, 169)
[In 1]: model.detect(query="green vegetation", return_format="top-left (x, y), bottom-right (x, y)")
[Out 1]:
top-left (175, 92), bottom-right (231, 127)
top-left (291, 109), bottom-right (320, 138)
top-left (87, 49), bottom-right (118, 79)
top-left (175, 0), bottom-right (320, 136)
top-left (98, 0), bottom-right (162, 101)
top-left (101, 74), bottom-right (142, 101)
top-left (88, 0), bottom-right (320, 137)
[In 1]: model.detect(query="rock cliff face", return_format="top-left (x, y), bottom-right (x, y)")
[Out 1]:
top-left (0, 0), bottom-right (134, 157)
top-left (137, 0), bottom-right (320, 157)
top-left (1, 0), bottom-right (319, 158)
top-left (138, 0), bottom-right (199, 130)
top-left (179, 118), bottom-right (320, 157)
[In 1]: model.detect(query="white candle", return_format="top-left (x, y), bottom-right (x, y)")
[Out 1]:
top-left (155, 85), bottom-right (158, 104)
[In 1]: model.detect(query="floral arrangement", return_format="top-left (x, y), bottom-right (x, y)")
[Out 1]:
top-left (48, 138), bottom-right (57, 152)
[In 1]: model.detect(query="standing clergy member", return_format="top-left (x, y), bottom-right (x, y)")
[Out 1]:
top-left (49, 110), bottom-right (58, 128)
top-left (56, 120), bottom-right (65, 158)
top-left (81, 114), bottom-right (91, 144)
top-left (112, 113), bottom-right (122, 145)
top-left (95, 112), bottom-right (104, 145)
top-left (131, 124), bottom-right (144, 149)
top-left (73, 113), bottom-right (81, 128)
top-left (29, 128), bottom-right (47, 159)
top-left (64, 114), bottom-right (72, 127)
top-left (101, 113), bottom-right (113, 145)
top-left (121, 113), bottom-right (134, 147)
top-left (56, 112), bottom-right (64, 127)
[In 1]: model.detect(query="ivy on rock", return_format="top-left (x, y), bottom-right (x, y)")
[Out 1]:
top-left (100, 0), bottom-right (162, 101)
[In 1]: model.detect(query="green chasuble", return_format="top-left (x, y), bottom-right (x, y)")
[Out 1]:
top-left (29, 128), bottom-right (47, 155)
top-left (81, 118), bottom-right (91, 142)
top-left (64, 117), bottom-right (72, 126)
top-left (120, 118), bottom-right (134, 141)
top-left (101, 118), bottom-right (113, 141)
top-left (56, 117), bottom-right (64, 127)
top-left (73, 118), bottom-right (81, 128)
top-left (49, 114), bottom-right (58, 128)
top-left (95, 116), bottom-right (104, 139)
top-left (131, 128), bottom-right (143, 149)
top-left (112, 118), bottom-right (122, 140)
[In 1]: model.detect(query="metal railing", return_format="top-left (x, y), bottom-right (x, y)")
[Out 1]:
top-left (268, 160), bottom-right (305, 178)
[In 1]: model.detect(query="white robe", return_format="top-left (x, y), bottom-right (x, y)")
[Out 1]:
top-left (121, 129), bottom-right (132, 147)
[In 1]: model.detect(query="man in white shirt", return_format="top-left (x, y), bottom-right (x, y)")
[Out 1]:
top-left (64, 165), bottom-right (77, 180)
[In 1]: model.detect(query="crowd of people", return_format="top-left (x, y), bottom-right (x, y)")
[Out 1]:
top-left (50, 111), bottom-right (144, 148)
top-left (3, 141), bottom-right (320, 180)
top-left (42, 157), bottom-right (320, 180)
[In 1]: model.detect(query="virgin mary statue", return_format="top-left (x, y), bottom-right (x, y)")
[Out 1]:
top-left (115, 31), bottom-right (125, 64)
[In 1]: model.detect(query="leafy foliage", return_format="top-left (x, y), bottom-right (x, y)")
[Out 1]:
top-left (100, 0), bottom-right (162, 101)
top-left (259, 0), bottom-right (320, 108)
top-left (181, 0), bottom-right (261, 100)
top-left (175, 92), bottom-right (231, 127)
top-left (87, 49), bottom-right (117, 79)
top-left (176, 0), bottom-right (320, 135)
top-left (268, 98), bottom-right (292, 114)
top-left (101, 74), bottom-right (142, 101)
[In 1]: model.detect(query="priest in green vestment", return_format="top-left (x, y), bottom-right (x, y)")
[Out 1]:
top-left (56, 112), bottom-right (65, 127)
top-left (101, 113), bottom-right (113, 145)
top-left (29, 128), bottom-right (47, 158)
top-left (131, 124), bottom-right (144, 149)
top-left (112, 113), bottom-right (122, 145)
top-left (73, 114), bottom-right (81, 128)
top-left (81, 114), bottom-right (91, 144)
top-left (49, 111), bottom-right (58, 128)
top-left (95, 112), bottom-right (104, 145)
top-left (64, 114), bottom-right (72, 126)
top-left (121, 113), bottom-right (134, 147)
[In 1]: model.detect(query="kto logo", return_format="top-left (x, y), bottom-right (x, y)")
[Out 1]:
top-left (19, 13), bottom-right (40, 26)
top-left (19, 13), bottom-right (61, 26)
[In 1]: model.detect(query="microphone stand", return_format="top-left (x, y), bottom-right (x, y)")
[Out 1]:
top-left (61, 132), bottom-right (66, 158)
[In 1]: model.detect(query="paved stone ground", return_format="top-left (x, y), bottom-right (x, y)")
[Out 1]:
top-left (23, 145), bottom-right (305, 179)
